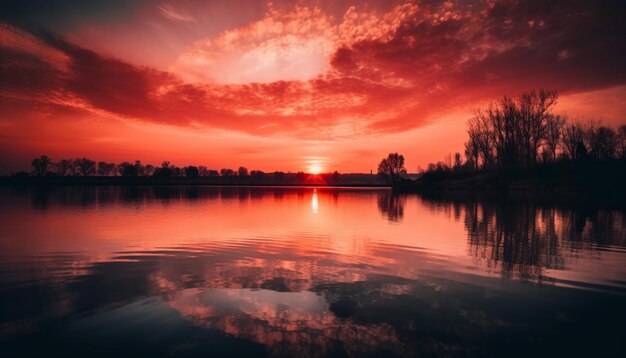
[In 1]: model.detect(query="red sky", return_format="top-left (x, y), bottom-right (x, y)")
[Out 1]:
top-left (1, 0), bottom-right (625, 174)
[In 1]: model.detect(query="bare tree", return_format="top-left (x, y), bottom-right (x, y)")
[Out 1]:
top-left (562, 122), bottom-right (585, 160)
top-left (467, 89), bottom-right (558, 168)
top-left (518, 89), bottom-right (558, 166)
top-left (585, 124), bottom-right (618, 160)
top-left (464, 136), bottom-right (480, 169)
top-left (467, 110), bottom-right (495, 167)
top-left (544, 115), bottom-right (566, 162)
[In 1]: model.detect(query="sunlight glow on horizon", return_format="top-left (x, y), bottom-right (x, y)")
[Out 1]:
top-left (308, 164), bottom-right (321, 175)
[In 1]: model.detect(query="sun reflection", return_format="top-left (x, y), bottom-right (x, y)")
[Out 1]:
top-left (311, 189), bottom-right (319, 214)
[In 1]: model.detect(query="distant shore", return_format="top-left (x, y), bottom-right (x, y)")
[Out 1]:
top-left (0, 173), bottom-right (388, 187)
top-left (4, 161), bottom-right (625, 201)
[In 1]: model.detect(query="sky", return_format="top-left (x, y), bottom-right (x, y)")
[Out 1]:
top-left (1, 0), bottom-right (625, 174)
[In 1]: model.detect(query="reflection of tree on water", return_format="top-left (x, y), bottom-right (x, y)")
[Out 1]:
top-left (464, 203), bottom-right (565, 281)
top-left (424, 197), bottom-right (626, 281)
top-left (377, 191), bottom-right (405, 222)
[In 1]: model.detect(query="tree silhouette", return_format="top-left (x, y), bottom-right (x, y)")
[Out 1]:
top-left (562, 122), bottom-right (585, 160)
top-left (220, 168), bottom-right (235, 177)
top-left (545, 115), bottom-right (565, 162)
top-left (56, 159), bottom-right (74, 176)
top-left (97, 161), bottom-right (116, 176)
top-left (467, 89), bottom-right (558, 168)
top-left (74, 157), bottom-right (96, 176)
top-left (31, 155), bottom-right (51, 176)
top-left (250, 170), bottom-right (265, 178)
top-left (185, 166), bottom-right (199, 178)
top-left (145, 164), bottom-right (155, 176)
top-left (619, 125), bottom-right (626, 159)
top-left (238, 166), bottom-right (249, 177)
top-left (118, 161), bottom-right (137, 177)
top-left (585, 123), bottom-right (618, 159)
top-left (378, 153), bottom-right (406, 185)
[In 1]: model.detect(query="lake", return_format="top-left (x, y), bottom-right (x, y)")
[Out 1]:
top-left (1, 186), bottom-right (625, 357)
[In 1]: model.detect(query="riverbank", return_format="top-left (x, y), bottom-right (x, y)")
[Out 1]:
top-left (401, 159), bottom-right (626, 199)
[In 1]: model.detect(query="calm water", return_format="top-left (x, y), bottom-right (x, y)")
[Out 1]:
top-left (1, 186), bottom-right (625, 357)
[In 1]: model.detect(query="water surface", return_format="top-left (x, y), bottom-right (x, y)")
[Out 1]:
top-left (1, 186), bottom-right (625, 356)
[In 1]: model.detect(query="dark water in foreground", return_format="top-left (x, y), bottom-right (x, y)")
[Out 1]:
top-left (1, 186), bottom-right (625, 357)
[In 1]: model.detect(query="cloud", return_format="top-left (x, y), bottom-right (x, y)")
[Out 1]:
top-left (170, 6), bottom-right (336, 84)
top-left (158, 3), bottom-right (196, 22)
top-left (1, 0), bottom-right (625, 141)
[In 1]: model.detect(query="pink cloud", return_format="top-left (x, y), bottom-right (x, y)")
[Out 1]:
top-left (1, 0), bottom-right (625, 145)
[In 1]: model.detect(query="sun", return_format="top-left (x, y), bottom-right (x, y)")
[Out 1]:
top-left (308, 164), bottom-right (321, 175)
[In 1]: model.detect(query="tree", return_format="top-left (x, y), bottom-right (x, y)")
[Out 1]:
top-left (238, 166), bottom-right (249, 177)
top-left (467, 89), bottom-right (558, 168)
top-left (185, 166), bottom-right (199, 178)
top-left (544, 115), bottom-right (566, 162)
top-left (453, 152), bottom-right (462, 170)
top-left (74, 157), bottom-right (96, 176)
top-left (464, 135), bottom-right (480, 169)
top-left (97, 161), bottom-right (115, 176)
top-left (377, 153), bottom-right (406, 185)
top-left (118, 161), bottom-right (137, 177)
top-left (562, 122), bottom-right (585, 160)
top-left (618, 125), bottom-right (626, 159)
top-left (152, 161), bottom-right (174, 177)
top-left (134, 160), bottom-right (146, 176)
top-left (250, 170), bottom-right (265, 178)
top-left (466, 112), bottom-right (494, 168)
top-left (31, 155), bottom-right (51, 176)
top-left (198, 166), bottom-right (208, 176)
top-left (144, 164), bottom-right (155, 176)
top-left (220, 168), bottom-right (235, 176)
top-left (584, 122), bottom-right (618, 160)
top-left (56, 159), bottom-right (74, 176)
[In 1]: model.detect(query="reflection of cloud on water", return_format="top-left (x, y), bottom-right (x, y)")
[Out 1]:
top-left (163, 287), bottom-right (401, 357)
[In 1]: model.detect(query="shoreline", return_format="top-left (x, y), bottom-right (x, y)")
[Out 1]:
top-left (0, 175), bottom-right (389, 188)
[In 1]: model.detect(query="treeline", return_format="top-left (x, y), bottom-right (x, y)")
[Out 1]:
top-left (24, 157), bottom-right (330, 180)
top-left (422, 89), bottom-right (626, 174)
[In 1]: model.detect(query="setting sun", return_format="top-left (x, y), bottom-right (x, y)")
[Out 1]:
top-left (308, 164), bottom-right (321, 175)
